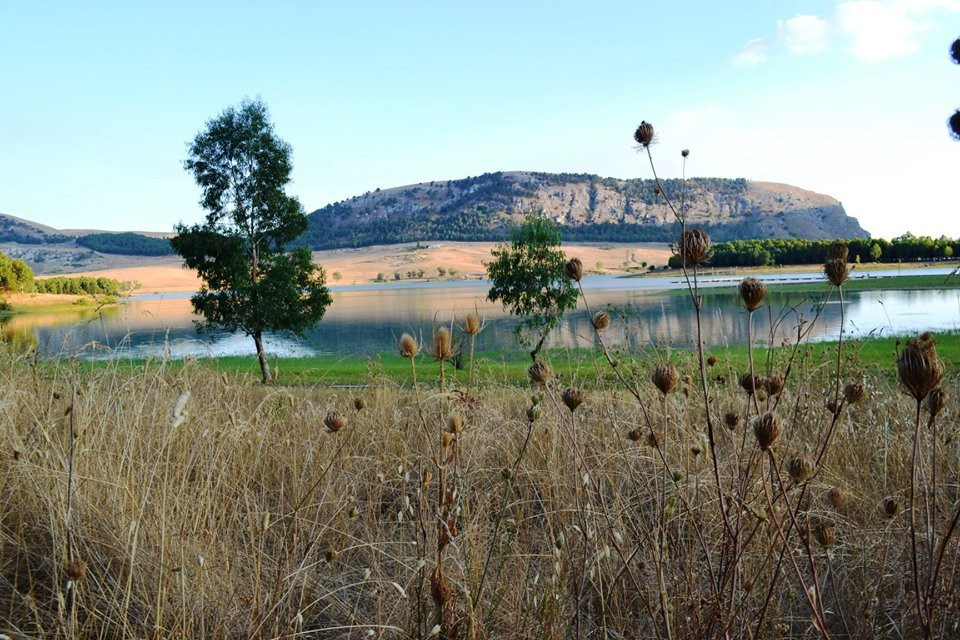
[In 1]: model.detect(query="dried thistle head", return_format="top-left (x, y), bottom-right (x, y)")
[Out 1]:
top-left (827, 241), bottom-right (849, 262)
top-left (353, 397), bottom-right (366, 411)
top-left (951, 110), bottom-right (960, 141)
top-left (897, 333), bottom-right (943, 401)
top-left (461, 312), bottom-right (483, 336)
top-left (678, 228), bottom-right (711, 266)
top-left (528, 359), bottom-right (552, 386)
top-left (764, 375), bottom-right (784, 397)
top-left (739, 373), bottom-right (762, 395)
top-left (826, 487), bottom-right (850, 511)
top-left (738, 278), bottom-right (767, 312)
top-left (752, 412), bottom-right (781, 451)
top-left (591, 310), bottom-right (611, 332)
top-left (633, 121), bottom-right (655, 147)
top-left (446, 413), bottom-right (464, 434)
top-left (681, 148), bottom-right (690, 158)
top-left (627, 428), bottom-right (643, 442)
top-left (787, 455), bottom-right (815, 484)
top-left (564, 257), bottom-right (583, 282)
top-left (724, 411), bottom-right (741, 430)
top-left (825, 399), bottom-right (841, 415)
top-left (432, 327), bottom-right (454, 361)
top-left (562, 387), bottom-right (586, 412)
top-left (883, 497), bottom-right (899, 518)
top-left (824, 258), bottom-right (850, 287)
top-left (706, 355), bottom-right (717, 366)
top-left (812, 520), bottom-right (836, 549)
top-left (65, 559), bottom-right (86, 581)
top-left (926, 386), bottom-right (948, 417)
top-left (652, 362), bottom-right (680, 396)
top-left (843, 382), bottom-right (866, 405)
top-left (952, 37), bottom-right (960, 64)
top-left (324, 411), bottom-right (348, 433)
top-left (398, 333), bottom-right (419, 358)
top-left (645, 429), bottom-right (662, 448)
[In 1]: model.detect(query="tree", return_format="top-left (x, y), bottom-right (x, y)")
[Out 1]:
top-left (172, 99), bottom-right (332, 383)
top-left (486, 213), bottom-right (578, 359)
top-left (870, 243), bottom-right (883, 262)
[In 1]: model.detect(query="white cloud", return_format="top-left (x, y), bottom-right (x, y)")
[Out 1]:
top-left (732, 38), bottom-right (768, 66)
top-left (836, 1), bottom-right (922, 60)
top-left (778, 14), bottom-right (830, 54)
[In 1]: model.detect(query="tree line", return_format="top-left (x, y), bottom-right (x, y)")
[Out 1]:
top-left (0, 252), bottom-right (126, 297)
top-left (667, 234), bottom-right (960, 268)
top-left (77, 232), bottom-right (175, 256)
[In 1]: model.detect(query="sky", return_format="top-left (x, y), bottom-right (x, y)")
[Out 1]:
top-left (0, 1), bottom-right (958, 239)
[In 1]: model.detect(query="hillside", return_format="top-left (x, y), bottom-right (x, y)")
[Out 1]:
top-left (303, 171), bottom-right (868, 249)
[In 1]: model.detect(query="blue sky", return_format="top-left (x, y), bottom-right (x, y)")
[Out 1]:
top-left (1, 1), bottom-right (957, 238)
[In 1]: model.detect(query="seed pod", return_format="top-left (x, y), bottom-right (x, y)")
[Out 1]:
top-left (627, 428), bottom-right (643, 442)
top-left (398, 333), bottom-right (420, 358)
top-left (461, 312), bottom-right (482, 336)
top-left (432, 327), bottom-right (454, 360)
top-left (787, 455), bottom-right (815, 484)
top-left (446, 413), bottom-right (464, 434)
top-left (738, 278), bottom-right (767, 312)
top-left (826, 487), bottom-right (850, 511)
top-left (353, 397), bottom-right (366, 411)
top-left (324, 411), bottom-right (348, 433)
top-left (926, 387), bottom-right (947, 417)
top-left (883, 497), bottom-right (899, 518)
top-left (651, 362), bottom-right (680, 396)
top-left (633, 121), bottom-right (655, 147)
top-left (681, 148), bottom-right (690, 158)
top-left (678, 228), bottom-right (711, 266)
top-left (706, 355), bottom-right (717, 366)
top-left (430, 566), bottom-right (452, 608)
top-left (564, 257), bottom-right (583, 282)
top-left (752, 412), bottom-right (781, 451)
top-left (528, 358), bottom-right (552, 385)
top-left (827, 241), bottom-right (849, 262)
top-left (591, 310), bottom-right (611, 331)
top-left (812, 521), bottom-right (836, 548)
top-left (562, 387), bottom-right (585, 412)
top-left (764, 375), bottom-right (784, 397)
top-left (690, 445), bottom-right (702, 456)
top-left (843, 382), bottom-right (866, 405)
top-left (724, 411), bottom-right (741, 430)
top-left (645, 430), bottom-right (662, 448)
top-left (897, 333), bottom-right (943, 401)
top-left (824, 258), bottom-right (850, 287)
top-left (740, 373), bottom-right (762, 395)
top-left (65, 559), bottom-right (86, 581)
top-left (825, 399), bottom-right (841, 415)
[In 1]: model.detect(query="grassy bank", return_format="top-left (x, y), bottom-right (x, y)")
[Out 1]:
top-left (75, 331), bottom-right (960, 386)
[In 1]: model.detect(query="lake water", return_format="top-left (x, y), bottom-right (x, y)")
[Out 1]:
top-left (5, 267), bottom-right (959, 359)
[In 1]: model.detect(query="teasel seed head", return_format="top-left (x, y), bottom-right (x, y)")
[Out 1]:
top-left (446, 413), bottom-right (464, 434)
top-left (752, 412), bottom-right (781, 451)
top-left (883, 497), bottom-right (899, 518)
top-left (824, 258), bottom-right (850, 287)
top-left (353, 397), bottom-right (366, 411)
top-left (461, 312), bottom-right (482, 336)
top-left (528, 359), bottom-right (552, 386)
top-left (677, 228), bottom-right (711, 266)
top-left (763, 375), bottom-right (784, 397)
top-left (740, 373), bottom-right (762, 395)
top-left (324, 411), bottom-right (348, 433)
top-left (827, 487), bottom-right (850, 511)
top-left (812, 520), bottom-right (836, 549)
top-left (897, 333), bottom-right (943, 401)
top-left (652, 362), bottom-right (680, 396)
top-left (738, 278), bottom-right (767, 312)
top-left (843, 382), bottom-right (866, 405)
top-left (441, 431), bottom-right (454, 448)
top-left (564, 257), bottom-right (584, 282)
top-left (787, 455), bottom-right (815, 484)
top-left (65, 559), bottom-right (86, 581)
top-left (432, 327), bottom-right (454, 361)
top-left (926, 387), bottom-right (948, 416)
top-left (562, 387), bottom-right (586, 412)
top-left (724, 411), bottom-right (741, 430)
top-left (633, 121), bottom-right (655, 147)
top-left (398, 333), bottom-right (419, 358)
top-left (827, 241), bottom-right (849, 262)
top-left (591, 310), bottom-right (611, 332)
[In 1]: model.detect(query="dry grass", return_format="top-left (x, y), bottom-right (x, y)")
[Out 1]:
top-left (0, 346), bottom-right (957, 639)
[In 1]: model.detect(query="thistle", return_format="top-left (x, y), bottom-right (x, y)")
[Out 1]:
top-left (883, 497), bottom-right (899, 518)
top-left (562, 387), bottom-right (585, 412)
top-left (843, 382), bottom-right (866, 405)
top-left (634, 121), bottom-right (655, 147)
top-left (827, 241), bottom-right (849, 262)
top-left (528, 359), bottom-right (552, 386)
top-left (678, 228), bottom-right (711, 266)
top-left (432, 327), bottom-right (454, 361)
top-left (739, 373), bottom-right (762, 395)
top-left (787, 455), bottom-right (815, 484)
top-left (812, 521), bottom-right (837, 549)
top-left (826, 487), bottom-right (850, 511)
top-left (460, 312), bottom-right (483, 336)
top-left (763, 375), bottom-right (784, 397)
top-left (926, 387), bottom-right (948, 416)
top-left (324, 411), bottom-right (348, 433)
top-left (897, 333), bottom-right (943, 401)
top-left (564, 257), bottom-right (583, 282)
top-left (724, 411), bottom-right (741, 430)
top-left (824, 258), bottom-right (850, 287)
top-left (398, 333), bottom-right (419, 358)
top-left (738, 278), bottom-right (767, 312)
top-left (752, 412), bottom-right (781, 451)
top-left (591, 310), bottom-right (611, 332)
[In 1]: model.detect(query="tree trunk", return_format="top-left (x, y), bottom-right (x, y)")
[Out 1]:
top-left (253, 331), bottom-right (272, 384)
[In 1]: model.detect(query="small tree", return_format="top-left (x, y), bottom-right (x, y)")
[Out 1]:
top-left (172, 99), bottom-right (332, 383)
top-left (486, 213), bottom-right (577, 359)
top-left (870, 243), bottom-right (883, 262)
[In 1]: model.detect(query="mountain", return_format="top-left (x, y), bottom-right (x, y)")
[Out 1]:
top-left (303, 171), bottom-right (868, 249)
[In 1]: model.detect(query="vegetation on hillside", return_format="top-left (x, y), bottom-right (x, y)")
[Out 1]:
top-left (0, 251), bottom-right (126, 301)
top-left (0, 215), bottom-right (70, 244)
top-left (76, 232), bottom-right (175, 256)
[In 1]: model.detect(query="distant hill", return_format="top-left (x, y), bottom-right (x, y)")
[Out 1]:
top-left (303, 171), bottom-right (868, 249)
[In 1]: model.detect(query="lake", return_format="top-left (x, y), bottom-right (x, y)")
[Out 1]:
top-left (5, 267), bottom-right (960, 359)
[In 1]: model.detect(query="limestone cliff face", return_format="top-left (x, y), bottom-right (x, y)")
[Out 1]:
top-left (304, 171), bottom-right (868, 249)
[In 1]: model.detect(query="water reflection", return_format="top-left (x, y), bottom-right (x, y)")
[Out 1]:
top-left (3, 278), bottom-right (959, 359)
